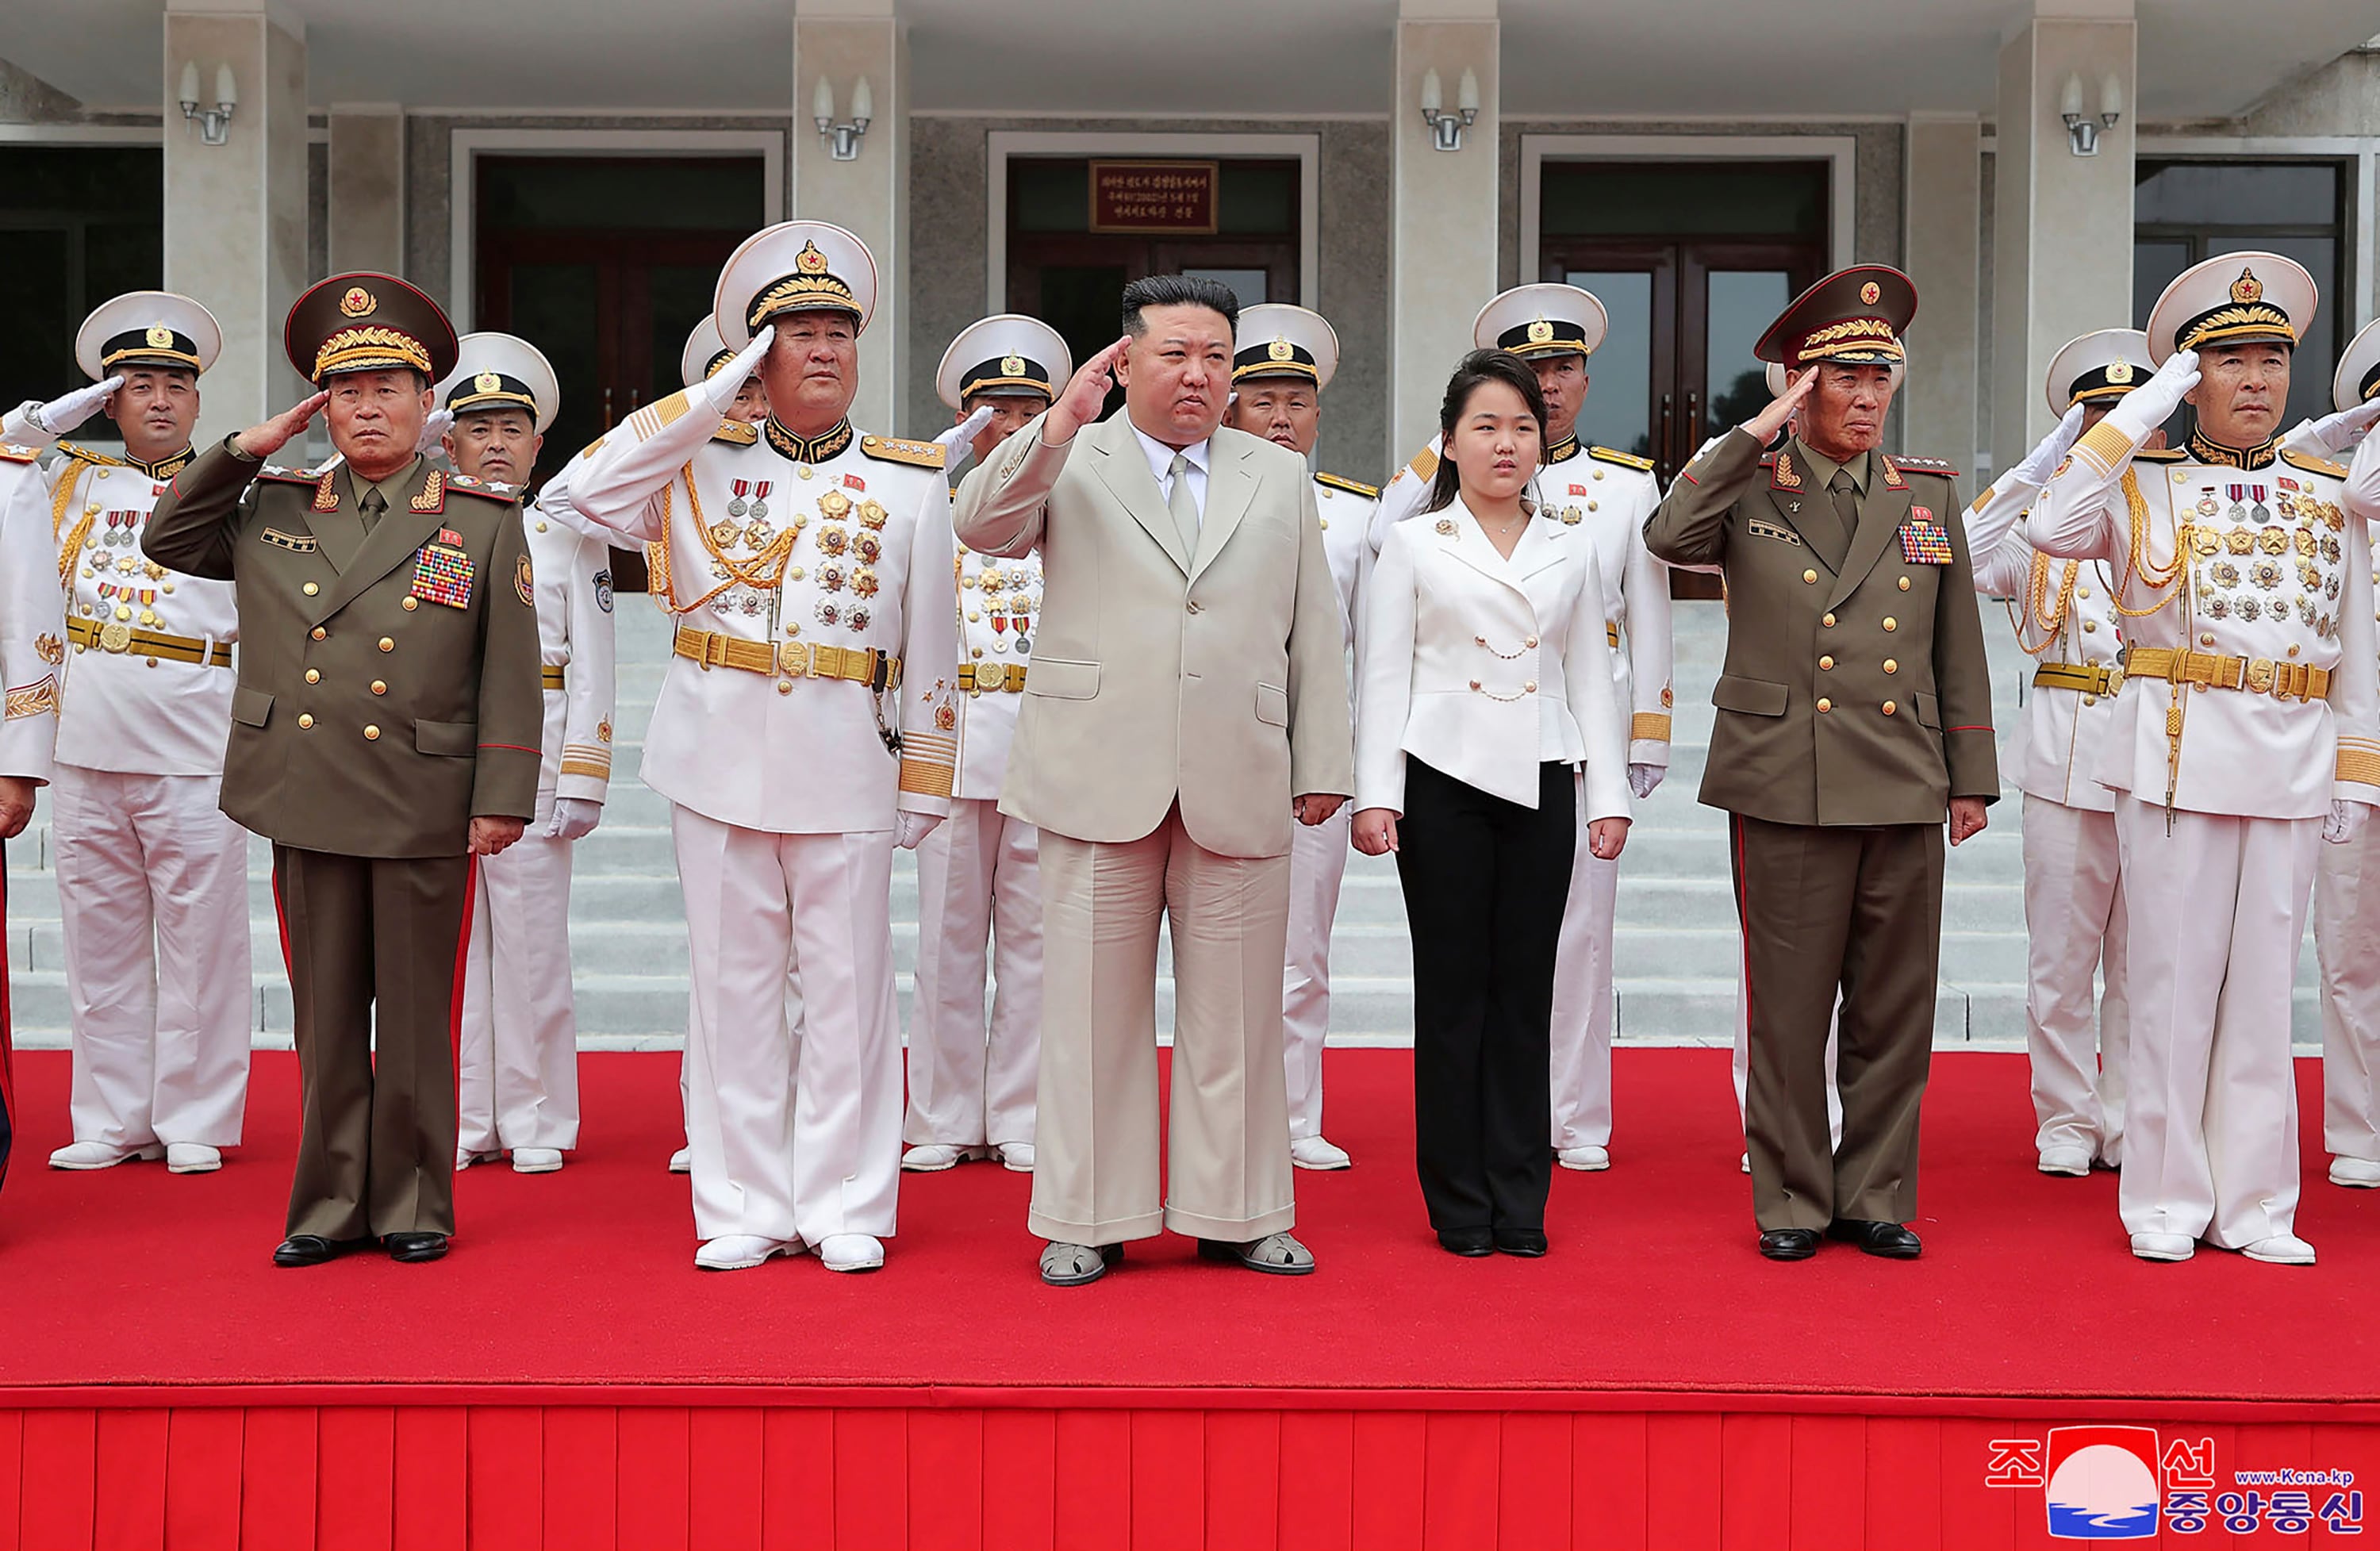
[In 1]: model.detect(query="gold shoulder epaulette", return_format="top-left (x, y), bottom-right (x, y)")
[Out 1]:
top-left (1314, 471), bottom-right (1378, 498)
top-left (444, 471), bottom-right (518, 503)
top-left (1406, 444), bottom-right (1439, 484)
top-left (2132, 446), bottom-right (2188, 462)
top-left (0, 443), bottom-right (37, 465)
top-left (859, 434), bottom-right (946, 470)
top-left (1892, 454), bottom-right (1961, 477)
top-left (711, 420), bottom-right (759, 446)
top-left (1588, 445), bottom-right (1654, 472)
top-left (2282, 447), bottom-right (2348, 478)
top-left (53, 441), bottom-right (122, 468)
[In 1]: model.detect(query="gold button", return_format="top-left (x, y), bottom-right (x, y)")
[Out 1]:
top-left (1882, 616), bottom-right (1898, 632)
top-left (968, 609), bottom-right (981, 621)
top-left (85, 504), bottom-right (99, 516)
top-left (370, 680), bottom-right (386, 696)
top-left (1587, 501), bottom-right (1599, 512)
top-left (2288, 644), bottom-right (2301, 658)
top-left (302, 581), bottom-right (319, 596)
top-left (2082, 621), bottom-right (2097, 633)
top-left (1821, 612), bottom-right (1837, 628)
top-left (1319, 517), bottom-right (1330, 529)
top-left (311, 627), bottom-right (327, 640)
top-left (379, 636), bottom-right (395, 652)
top-left (2083, 694), bottom-right (2098, 706)
top-left (145, 658), bottom-right (158, 668)
top-left (536, 520), bottom-right (548, 533)
top-left (297, 713), bottom-right (314, 729)
top-left (2201, 632), bottom-right (2217, 647)
top-left (1881, 701), bottom-right (1896, 716)
top-left (2077, 587), bottom-right (2091, 599)
top-left (789, 566), bottom-right (805, 581)
top-left (1523, 680), bottom-right (1538, 693)
top-left (1898, 576), bottom-right (1911, 591)
top-left (1593, 468), bottom-right (1605, 480)
top-left (401, 597), bottom-right (419, 612)
top-left (1803, 569), bottom-right (1818, 585)
top-left (1816, 697), bottom-right (1832, 713)
top-left (787, 624), bottom-right (801, 637)
top-left (777, 681), bottom-right (793, 695)
top-left (1819, 655), bottom-right (1834, 670)
top-left (363, 724), bottom-right (380, 741)
top-left (1883, 658), bottom-right (1898, 674)
top-left (304, 668), bottom-right (320, 684)
top-left (1524, 635), bottom-right (1538, 648)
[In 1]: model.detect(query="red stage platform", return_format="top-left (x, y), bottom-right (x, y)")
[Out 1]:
top-left (1, 1047), bottom-right (2375, 1549)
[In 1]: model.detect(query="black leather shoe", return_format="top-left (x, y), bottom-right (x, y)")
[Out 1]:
top-left (1828, 1219), bottom-right (1921, 1259)
top-left (384, 1231), bottom-right (450, 1264)
top-left (273, 1234), bottom-right (370, 1268)
top-left (1493, 1228), bottom-right (1549, 1257)
top-left (1437, 1227), bottom-right (1493, 1257)
top-left (1758, 1227), bottom-right (1821, 1261)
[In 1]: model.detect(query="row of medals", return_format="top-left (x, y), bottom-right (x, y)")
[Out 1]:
top-left (80, 514), bottom-right (175, 651)
top-left (2182, 481), bottom-right (2346, 635)
top-left (963, 558), bottom-right (1035, 657)
top-left (706, 484), bottom-right (886, 633)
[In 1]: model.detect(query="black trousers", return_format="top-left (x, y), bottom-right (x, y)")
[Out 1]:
top-left (1395, 758), bottom-right (1576, 1232)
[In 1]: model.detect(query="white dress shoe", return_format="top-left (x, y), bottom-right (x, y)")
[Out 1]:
top-left (2244, 1233), bottom-right (2317, 1265)
top-left (2129, 1232), bottom-right (2195, 1262)
top-left (1740, 1150), bottom-right (1750, 1174)
top-left (511, 1148), bottom-right (563, 1174)
top-left (2036, 1145), bottom-right (2092, 1177)
top-left (901, 1143), bottom-right (968, 1172)
top-left (695, 1235), bottom-right (795, 1271)
top-left (455, 1149), bottom-right (501, 1171)
top-left (1557, 1145), bottom-right (1610, 1172)
top-left (818, 1234), bottom-right (885, 1273)
top-left (165, 1143), bottom-right (222, 1174)
top-left (2331, 1156), bottom-right (2380, 1188)
top-left (999, 1142), bottom-right (1036, 1173)
top-left (48, 1141), bottom-right (163, 1170)
top-left (1290, 1136), bottom-right (1351, 1171)
top-left (668, 1146), bottom-right (692, 1174)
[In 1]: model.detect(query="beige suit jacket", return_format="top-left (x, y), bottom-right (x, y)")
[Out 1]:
top-left (954, 413), bottom-right (1352, 858)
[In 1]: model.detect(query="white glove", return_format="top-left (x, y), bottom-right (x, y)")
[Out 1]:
top-left (2297, 398), bottom-right (2380, 456)
top-left (2010, 403), bottom-right (2086, 490)
top-left (2324, 800), bottom-right (2373, 846)
top-left (415, 406), bottom-right (454, 457)
top-left (1627, 762), bottom-right (1663, 800)
top-left (2102, 348), bottom-right (2199, 447)
top-left (545, 797), bottom-right (601, 842)
top-left (936, 404), bottom-right (996, 479)
top-left (701, 326), bottom-right (774, 413)
top-left (28, 376), bottom-right (123, 438)
top-left (894, 811), bottom-right (942, 850)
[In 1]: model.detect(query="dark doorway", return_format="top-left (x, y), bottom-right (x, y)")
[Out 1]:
top-left (0, 147), bottom-right (164, 443)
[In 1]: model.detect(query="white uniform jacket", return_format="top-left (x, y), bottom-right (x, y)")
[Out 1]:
top-left (1356, 496), bottom-right (1632, 820)
top-left (517, 501), bottom-right (618, 816)
top-left (950, 468), bottom-right (1042, 804)
top-left (1374, 436), bottom-right (1674, 766)
top-left (551, 400), bottom-right (958, 834)
top-left (1965, 463), bottom-right (2133, 811)
top-left (0, 440), bottom-right (60, 781)
top-left (2033, 428), bottom-right (2380, 818)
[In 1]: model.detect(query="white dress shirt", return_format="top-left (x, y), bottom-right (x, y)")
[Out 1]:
top-left (1130, 424), bottom-right (1209, 525)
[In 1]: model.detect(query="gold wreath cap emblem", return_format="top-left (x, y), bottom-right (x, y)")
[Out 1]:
top-left (2106, 359), bottom-right (2133, 385)
top-left (1526, 318), bottom-right (1554, 344)
top-left (795, 240), bottom-right (829, 275)
top-left (340, 286), bottom-right (376, 318)
top-left (474, 370), bottom-right (502, 394)
top-left (1860, 280), bottom-right (1882, 305)
top-left (1001, 353), bottom-right (1027, 377)
top-left (2232, 267), bottom-right (2263, 305)
top-left (1268, 337), bottom-right (1296, 362)
top-left (145, 324), bottom-right (175, 348)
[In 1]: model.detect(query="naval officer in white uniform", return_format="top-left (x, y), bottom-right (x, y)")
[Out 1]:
top-left (901, 315), bottom-right (1068, 1175)
top-left (555, 221), bottom-right (959, 1273)
top-left (1964, 329), bottom-right (2159, 1177)
top-left (442, 335), bottom-right (616, 1176)
top-left (2033, 252), bottom-right (2380, 1265)
top-left (1226, 303), bottom-right (1374, 1171)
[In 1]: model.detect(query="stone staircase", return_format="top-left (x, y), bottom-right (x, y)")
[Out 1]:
top-left (2, 596), bottom-right (2333, 1052)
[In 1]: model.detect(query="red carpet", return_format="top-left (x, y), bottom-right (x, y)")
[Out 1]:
top-left (0, 1047), bottom-right (2374, 1403)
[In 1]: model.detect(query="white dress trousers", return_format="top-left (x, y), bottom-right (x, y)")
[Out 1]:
top-left (2320, 789), bottom-right (2380, 1163)
top-left (2021, 793), bottom-right (2129, 1163)
top-left (1282, 800), bottom-right (1351, 1139)
top-left (906, 796), bottom-right (1042, 1152)
top-left (457, 832), bottom-right (582, 1154)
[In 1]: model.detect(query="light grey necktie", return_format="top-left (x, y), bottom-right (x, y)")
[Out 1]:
top-left (1165, 451), bottom-right (1199, 552)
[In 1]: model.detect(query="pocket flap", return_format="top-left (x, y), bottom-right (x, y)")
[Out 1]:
top-left (414, 718), bottom-right (477, 757)
top-left (1914, 691), bottom-right (1941, 730)
top-left (1712, 674), bottom-right (1789, 717)
top-left (1255, 681), bottom-right (1288, 728)
top-left (1025, 657), bottom-right (1098, 701)
top-left (229, 686), bottom-right (273, 728)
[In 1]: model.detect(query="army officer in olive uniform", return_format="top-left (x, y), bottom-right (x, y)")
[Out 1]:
top-left (146, 273), bottom-right (543, 1267)
top-left (1645, 267), bottom-right (1997, 1264)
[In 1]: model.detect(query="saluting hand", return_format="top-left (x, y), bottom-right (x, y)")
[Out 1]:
top-left (1042, 335), bottom-right (1130, 447)
top-left (235, 390), bottom-right (332, 459)
top-left (1741, 366), bottom-right (1818, 447)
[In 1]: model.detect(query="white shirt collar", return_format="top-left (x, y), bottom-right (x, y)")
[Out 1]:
top-left (1130, 421), bottom-right (1209, 485)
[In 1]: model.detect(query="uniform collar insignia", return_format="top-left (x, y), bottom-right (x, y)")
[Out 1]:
top-left (1545, 433), bottom-right (1581, 465)
top-left (764, 417), bottom-right (855, 464)
top-left (2186, 428), bottom-right (2280, 470)
top-left (129, 444), bottom-right (197, 480)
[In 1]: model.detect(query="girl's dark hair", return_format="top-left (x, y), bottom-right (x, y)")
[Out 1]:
top-left (1424, 349), bottom-right (1548, 515)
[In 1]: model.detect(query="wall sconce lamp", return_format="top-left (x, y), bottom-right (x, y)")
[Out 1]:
top-left (177, 61), bottom-right (237, 147)
top-left (2061, 71), bottom-right (2123, 156)
top-left (1420, 67), bottom-right (1479, 153)
top-left (813, 77), bottom-right (873, 162)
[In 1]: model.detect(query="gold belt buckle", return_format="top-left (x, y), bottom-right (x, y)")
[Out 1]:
top-left (2103, 662), bottom-right (2124, 697)
top-left (779, 640), bottom-right (811, 678)
top-left (98, 620), bottom-right (133, 653)
top-left (2246, 657), bottom-right (2276, 695)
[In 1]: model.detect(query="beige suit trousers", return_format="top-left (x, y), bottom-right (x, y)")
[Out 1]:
top-left (1029, 803), bottom-right (1297, 1246)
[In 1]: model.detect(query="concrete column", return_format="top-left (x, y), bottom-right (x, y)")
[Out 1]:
top-left (164, 0), bottom-right (309, 443)
top-left (793, 0), bottom-right (908, 435)
top-left (1388, 1), bottom-right (1499, 468)
top-left (1903, 113), bottom-right (1983, 469)
top-left (328, 103), bottom-right (405, 276)
top-left (1990, 2), bottom-right (2136, 475)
